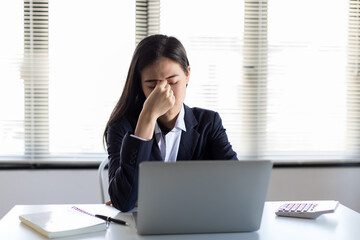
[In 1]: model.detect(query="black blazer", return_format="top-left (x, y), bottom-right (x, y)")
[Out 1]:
top-left (106, 104), bottom-right (238, 211)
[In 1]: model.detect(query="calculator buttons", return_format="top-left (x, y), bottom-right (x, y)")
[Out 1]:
top-left (275, 201), bottom-right (339, 219)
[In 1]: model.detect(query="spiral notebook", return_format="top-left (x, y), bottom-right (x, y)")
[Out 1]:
top-left (19, 206), bottom-right (107, 239)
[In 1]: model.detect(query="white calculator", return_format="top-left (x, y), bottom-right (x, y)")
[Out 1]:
top-left (275, 200), bottom-right (339, 219)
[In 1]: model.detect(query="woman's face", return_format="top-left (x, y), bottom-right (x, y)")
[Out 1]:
top-left (140, 57), bottom-right (190, 120)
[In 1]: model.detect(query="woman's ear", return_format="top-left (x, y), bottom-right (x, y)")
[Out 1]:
top-left (186, 66), bottom-right (191, 87)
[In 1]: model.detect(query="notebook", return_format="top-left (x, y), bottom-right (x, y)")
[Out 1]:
top-left (19, 206), bottom-right (107, 238)
top-left (136, 160), bottom-right (272, 235)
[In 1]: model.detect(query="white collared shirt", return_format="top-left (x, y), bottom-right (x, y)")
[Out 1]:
top-left (130, 105), bottom-right (186, 162)
top-left (154, 105), bottom-right (186, 162)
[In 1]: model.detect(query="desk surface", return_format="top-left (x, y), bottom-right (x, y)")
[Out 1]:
top-left (0, 202), bottom-right (359, 240)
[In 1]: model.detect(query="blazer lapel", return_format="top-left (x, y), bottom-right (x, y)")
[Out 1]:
top-left (150, 138), bottom-right (162, 161)
top-left (177, 105), bottom-right (199, 161)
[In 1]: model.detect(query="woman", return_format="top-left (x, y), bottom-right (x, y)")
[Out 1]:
top-left (104, 34), bottom-right (237, 212)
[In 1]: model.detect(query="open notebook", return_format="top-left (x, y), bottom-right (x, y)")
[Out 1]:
top-left (19, 206), bottom-right (107, 238)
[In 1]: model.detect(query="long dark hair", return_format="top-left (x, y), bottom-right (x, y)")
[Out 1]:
top-left (103, 34), bottom-right (190, 146)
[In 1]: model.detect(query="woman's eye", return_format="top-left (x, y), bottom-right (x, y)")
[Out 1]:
top-left (147, 84), bottom-right (156, 89)
top-left (169, 82), bottom-right (178, 86)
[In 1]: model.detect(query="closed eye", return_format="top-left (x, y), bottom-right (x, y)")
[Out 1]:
top-left (144, 80), bottom-right (157, 89)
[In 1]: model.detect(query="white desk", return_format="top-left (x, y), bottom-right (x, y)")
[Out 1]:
top-left (0, 202), bottom-right (359, 240)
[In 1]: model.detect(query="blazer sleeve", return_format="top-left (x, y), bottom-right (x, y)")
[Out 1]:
top-left (106, 121), bottom-right (154, 212)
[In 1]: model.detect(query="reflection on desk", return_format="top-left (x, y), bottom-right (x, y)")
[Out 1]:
top-left (0, 202), bottom-right (359, 240)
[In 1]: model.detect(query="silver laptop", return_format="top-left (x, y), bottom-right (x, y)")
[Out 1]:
top-left (136, 160), bottom-right (272, 235)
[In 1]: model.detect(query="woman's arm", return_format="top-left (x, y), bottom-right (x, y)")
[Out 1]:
top-left (107, 81), bottom-right (177, 211)
top-left (106, 122), bottom-right (153, 212)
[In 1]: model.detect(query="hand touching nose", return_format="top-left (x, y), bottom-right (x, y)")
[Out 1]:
top-left (135, 80), bottom-right (176, 140)
top-left (143, 80), bottom-right (176, 120)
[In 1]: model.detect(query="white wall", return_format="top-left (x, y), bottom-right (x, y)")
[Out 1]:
top-left (1, 167), bottom-right (359, 219)
top-left (0, 170), bottom-right (101, 219)
top-left (267, 167), bottom-right (360, 211)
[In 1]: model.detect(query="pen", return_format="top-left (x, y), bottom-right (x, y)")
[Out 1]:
top-left (95, 214), bottom-right (129, 226)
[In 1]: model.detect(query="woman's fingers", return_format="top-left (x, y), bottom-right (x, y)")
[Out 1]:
top-left (168, 87), bottom-right (175, 104)
top-left (157, 79), bottom-right (168, 90)
top-left (143, 80), bottom-right (175, 119)
top-left (157, 80), bottom-right (174, 102)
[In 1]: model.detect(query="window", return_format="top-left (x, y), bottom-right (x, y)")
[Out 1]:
top-left (0, 0), bottom-right (359, 163)
top-left (0, 0), bottom-right (135, 162)
top-left (160, 0), bottom-right (357, 162)
top-left (266, 0), bottom-right (348, 161)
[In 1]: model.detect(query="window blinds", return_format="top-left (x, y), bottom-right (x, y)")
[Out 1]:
top-left (241, 0), bottom-right (267, 157)
top-left (23, 0), bottom-right (49, 159)
top-left (347, 0), bottom-right (360, 158)
top-left (136, 0), bottom-right (160, 44)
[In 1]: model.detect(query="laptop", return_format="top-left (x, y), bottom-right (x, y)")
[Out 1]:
top-left (136, 160), bottom-right (272, 235)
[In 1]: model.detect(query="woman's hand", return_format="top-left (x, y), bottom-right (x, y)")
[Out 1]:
top-left (134, 80), bottom-right (175, 140)
top-left (143, 80), bottom-right (175, 119)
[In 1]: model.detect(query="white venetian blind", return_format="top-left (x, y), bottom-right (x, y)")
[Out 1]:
top-left (136, 0), bottom-right (160, 44)
top-left (0, 0), bottom-right (50, 160)
top-left (241, 0), bottom-right (267, 157)
top-left (23, 0), bottom-right (50, 159)
top-left (347, 0), bottom-right (360, 158)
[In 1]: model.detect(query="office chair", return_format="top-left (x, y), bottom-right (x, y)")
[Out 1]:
top-left (98, 158), bottom-right (109, 204)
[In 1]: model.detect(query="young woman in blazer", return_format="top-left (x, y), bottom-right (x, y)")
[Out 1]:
top-left (104, 34), bottom-right (238, 212)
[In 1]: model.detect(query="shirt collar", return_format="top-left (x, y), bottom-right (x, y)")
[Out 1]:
top-left (155, 105), bottom-right (186, 134)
